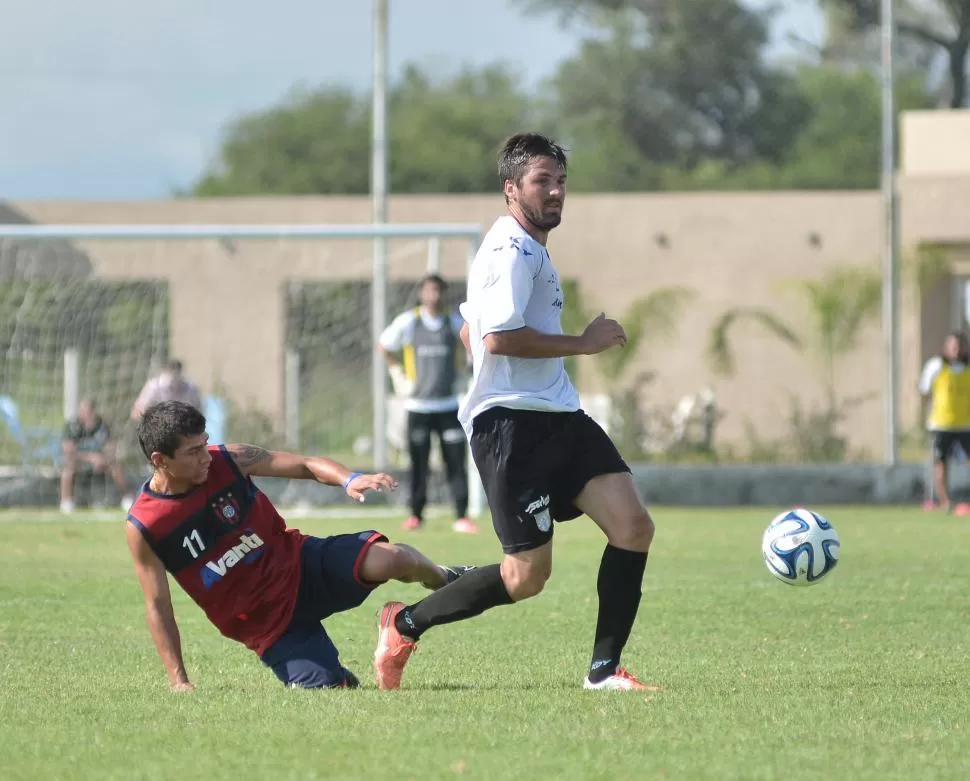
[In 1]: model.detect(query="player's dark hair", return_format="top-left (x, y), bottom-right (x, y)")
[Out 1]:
top-left (498, 133), bottom-right (568, 200)
top-left (137, 401), bottom-right (207, 460)
top-left (420, 273), bottom-right (447, 291)
top-left (165, 358), bottom-right (183, 372)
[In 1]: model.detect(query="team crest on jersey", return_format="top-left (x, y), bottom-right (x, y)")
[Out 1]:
top-left (212, 493), bottom-right (241, 528)
top-left (524, 494), bottom-right (552, 532)
top-left (534, 509), bottom-right (552, 532)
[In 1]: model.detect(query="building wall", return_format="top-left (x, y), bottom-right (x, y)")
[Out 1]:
top-left (9, 110), bottom-right (970, 457)
top-left (900, 110), bottom-right (970, 445)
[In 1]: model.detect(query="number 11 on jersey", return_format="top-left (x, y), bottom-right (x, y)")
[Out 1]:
top-left (183, 529), bottom-right (205, 559)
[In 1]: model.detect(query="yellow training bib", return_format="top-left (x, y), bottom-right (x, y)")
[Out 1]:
top-left (929, 363), bottom-right (970, 430)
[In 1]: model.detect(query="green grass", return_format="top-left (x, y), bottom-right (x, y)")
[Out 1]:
top-left (1, 506), bottom-right (969, 781)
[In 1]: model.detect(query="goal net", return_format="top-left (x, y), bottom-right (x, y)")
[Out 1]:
top-left (0, 224), bottom-right (482, 512)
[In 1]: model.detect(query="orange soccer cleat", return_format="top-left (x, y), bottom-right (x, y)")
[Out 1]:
top-left (373, 601), bottom-right (418, 690)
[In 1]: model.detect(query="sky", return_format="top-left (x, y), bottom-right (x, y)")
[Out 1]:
top-left (0, 0), bottom-right (823, 200)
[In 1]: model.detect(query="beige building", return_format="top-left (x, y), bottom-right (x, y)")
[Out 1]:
top-left (5, 109), bottom-right (970, 459)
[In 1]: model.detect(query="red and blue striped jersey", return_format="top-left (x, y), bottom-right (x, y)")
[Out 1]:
top-left (128, 445), bottom-right (306, 655)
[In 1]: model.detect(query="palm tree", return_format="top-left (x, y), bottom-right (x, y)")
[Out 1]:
top-left (563, 284), bottom-right (695, 457)
top-left (563, 284), bottom-right (696, 383)
top-left (708, 265), bottom-right (881, 414)
top-left (906, 243), bottom-right (949, 305)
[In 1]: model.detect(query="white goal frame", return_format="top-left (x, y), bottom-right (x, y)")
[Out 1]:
top-left (0, 222), bottom-right (486, 518)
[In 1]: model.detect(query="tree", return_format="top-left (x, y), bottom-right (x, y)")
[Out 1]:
top-left (389, 65), bottom-right (544, 193)
top-left (907, 243), bottom-right (950, 303)
top-left (656, 64), bottom-right (933, 190)
top-left (562, 283), bottom-right (695, 456)
top-left (562, 284), bottom-right (694, 382)
top-left (773, 64), bottom-right (933, 188)
top-left (817, 0), bottom-right (938, 78)
top-left (707, 266), bottom-right (882, 460)
top-left (517, 0), bottom-right (935, 191)
top-left (192, 64), bottom-right (538, 196)
top-left (709, 267), bottom-right (881, 407)
top-left (821, 0), bottom-right (970, 107)
top-left (517, 0), bottom-right (813, 190)
top-left (194, 87), bottom-right (371, 195)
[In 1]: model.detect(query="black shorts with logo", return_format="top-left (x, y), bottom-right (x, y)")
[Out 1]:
top-left (931, 430), bottom-right (970, 463)
top-left (470, 406), bottom-right (631, 554)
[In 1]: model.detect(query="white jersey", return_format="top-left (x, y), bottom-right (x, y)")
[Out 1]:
top-left (457, 215), bottom-right (579, 437)
top-left (379, 307), bottom-right (465, 413)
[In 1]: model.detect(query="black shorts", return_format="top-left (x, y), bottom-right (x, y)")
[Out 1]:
top-left (470, 406), bottom-right (630, 554)
top-left (931, 431), bottom-right (970, 463)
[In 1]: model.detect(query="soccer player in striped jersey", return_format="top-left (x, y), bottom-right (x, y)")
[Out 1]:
top-left (126, 401), bottom-right (473, 691)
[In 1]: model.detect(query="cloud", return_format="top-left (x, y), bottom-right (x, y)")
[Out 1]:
top-left (0, 1), bottom-right (378, 197)
top-left (0, 0), bottom-right (819, 199)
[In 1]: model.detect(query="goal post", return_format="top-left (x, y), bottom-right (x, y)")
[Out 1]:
top-left (0, 222), bottom-right (485, 517)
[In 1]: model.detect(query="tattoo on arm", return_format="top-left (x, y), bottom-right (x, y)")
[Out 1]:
top-left (227, 444), bottom-right (271, 469)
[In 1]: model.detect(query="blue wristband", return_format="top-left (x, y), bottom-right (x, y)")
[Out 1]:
top-left (343, 472), bottom-right (362, 490)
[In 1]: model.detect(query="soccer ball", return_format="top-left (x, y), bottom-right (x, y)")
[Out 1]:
top-left (761, 508), bottom-right (840, 586)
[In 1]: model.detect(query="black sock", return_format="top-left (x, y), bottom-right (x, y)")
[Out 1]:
top-left (588, 545), bottom-right (648, 683)
top-left (394, 563), bottom-right (513, 640)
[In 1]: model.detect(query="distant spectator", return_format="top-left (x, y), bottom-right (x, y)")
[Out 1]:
top-left (131, 359), bottom-right (202, 421)
top-left (919, 331), bottom-right (970, 515)
top-left (379, 274), bottom-right (477, 535)
top-left (60, 398), bottom-right (133, 513)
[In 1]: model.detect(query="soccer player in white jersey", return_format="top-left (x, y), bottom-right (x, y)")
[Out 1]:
top-left (373, 132), bottom-right (659, 692)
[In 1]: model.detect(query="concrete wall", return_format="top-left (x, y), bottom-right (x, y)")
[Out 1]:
top-left (10, 192), bottom-right (896, 454)
top-left (901, 110), bottom-right (970, 175)
top-left (0, 463), bottom-right (954, 509)
top-left (7, 109), bottom-right (970, 458)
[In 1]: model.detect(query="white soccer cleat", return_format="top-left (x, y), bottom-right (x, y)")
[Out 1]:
top-left (583, 667), bottom-right (662, 691)
top-left (59, 499), bottom-right (75, 514)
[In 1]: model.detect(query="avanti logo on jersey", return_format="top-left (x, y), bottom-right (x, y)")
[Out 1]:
top-left (199, 530), bottom-right (265, 590)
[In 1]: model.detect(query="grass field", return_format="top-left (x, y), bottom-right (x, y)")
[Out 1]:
top-left (1, 505), bottom-right (969, 781)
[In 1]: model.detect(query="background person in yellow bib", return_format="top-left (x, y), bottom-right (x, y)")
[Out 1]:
top-left (919, 331), bottom-right (970, 514)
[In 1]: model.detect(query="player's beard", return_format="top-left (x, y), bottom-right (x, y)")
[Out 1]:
top-left (523, 200), bottom-right (563, 231)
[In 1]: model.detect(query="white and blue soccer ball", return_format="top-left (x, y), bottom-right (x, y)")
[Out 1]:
top-left (761, 508), bottom-right (840, 586)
